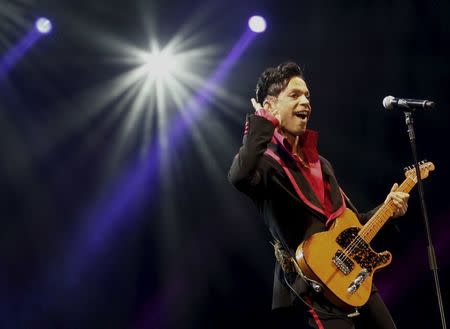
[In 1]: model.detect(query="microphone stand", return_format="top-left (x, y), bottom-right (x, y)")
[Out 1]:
top-left (404, 110), bottom-right (447, 329)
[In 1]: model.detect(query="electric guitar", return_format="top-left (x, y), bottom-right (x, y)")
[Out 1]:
top-left (294, 161), bottom-right (435, 309)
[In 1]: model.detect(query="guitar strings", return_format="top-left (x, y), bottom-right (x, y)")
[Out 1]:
top-left (333, 198), bottom-right (396, 269)
top-left (338, 196), bottom-right (400, 267)
top-left (335, 177), bottom-right (414, 268)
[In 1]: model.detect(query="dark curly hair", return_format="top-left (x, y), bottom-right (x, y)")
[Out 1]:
top-left (255, 62), bottom-right (304, 104)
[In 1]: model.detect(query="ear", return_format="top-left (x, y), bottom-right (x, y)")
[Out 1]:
top-left (263, 98), bottom-right (272, 110)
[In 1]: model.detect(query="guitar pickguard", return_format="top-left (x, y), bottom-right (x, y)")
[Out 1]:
top-left (335, 227), bottom-right (391, 273)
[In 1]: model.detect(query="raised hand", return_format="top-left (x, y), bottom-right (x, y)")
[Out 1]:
top-left (251, 97), bottom-right (280, 122)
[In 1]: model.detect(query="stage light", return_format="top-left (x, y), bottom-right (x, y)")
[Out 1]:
top-left (248, 15), bottom-right (266, 33)
top-left (35, 17), bottom-right (52, 34)
top-left (144, 49), bottom-right (178, 78)
top-left (1, 17), bottom-right (53, 77)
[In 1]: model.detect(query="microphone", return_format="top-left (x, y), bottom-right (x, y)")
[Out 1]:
top-left (383, 95), bottom-right (436, 111)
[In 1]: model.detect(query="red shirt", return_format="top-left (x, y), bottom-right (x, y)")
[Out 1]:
top-left (255, 109), bottom-right (335, 219)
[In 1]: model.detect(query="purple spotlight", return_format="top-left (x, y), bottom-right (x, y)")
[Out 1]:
top-left (248, 15), bottom-right (267, 33)
top-left (35, 17), bottom-right (52, 34)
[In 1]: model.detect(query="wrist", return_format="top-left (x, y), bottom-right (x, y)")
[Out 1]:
top-left (255, 109), bottom-right (279, 126)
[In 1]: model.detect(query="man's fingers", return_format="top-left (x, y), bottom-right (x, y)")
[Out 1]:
top-left (389, 192), bottom-right (409, 217)
top-left (251, 98), bottom-right (262, 111)
top-left (392, 200), bottom-right (407, 216)
top-left (392, 192), bottom-right (410, 202)
top-left (391, 193), bottom-right (407, 202)
top-left (385, 188), bottom-right (409, 207)
top-left (385, 184), bottom-right (409, 217)
top-left (390, 183), bottom-right (399, 192)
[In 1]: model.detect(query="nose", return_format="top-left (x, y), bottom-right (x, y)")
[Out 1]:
top-left (299, 95), bottom-right (311, 111)
top-left (300, 95), bottom-right (310, 105)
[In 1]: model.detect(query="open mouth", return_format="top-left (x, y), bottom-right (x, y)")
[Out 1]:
top-left (294, 112), bottom-right (309, 119)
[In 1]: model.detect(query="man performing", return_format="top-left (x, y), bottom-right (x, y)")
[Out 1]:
top-left (228, 62), bottom-right (410, 328)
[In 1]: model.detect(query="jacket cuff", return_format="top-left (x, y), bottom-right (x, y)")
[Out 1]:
top-left (255, 109), bottom-right (279, 127)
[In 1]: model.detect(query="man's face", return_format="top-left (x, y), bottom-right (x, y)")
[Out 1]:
top-left (267, 76), bottom-right (311, 137)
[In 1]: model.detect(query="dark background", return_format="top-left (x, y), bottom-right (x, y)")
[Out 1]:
top-left (1, 0), bottom-right (449, 328)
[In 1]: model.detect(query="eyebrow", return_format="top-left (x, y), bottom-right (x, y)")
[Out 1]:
top-left (288, 88), bottom-right (309, 95)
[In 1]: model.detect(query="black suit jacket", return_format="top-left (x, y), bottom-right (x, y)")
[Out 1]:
top-left (228, 114), bottom-right (379, 309)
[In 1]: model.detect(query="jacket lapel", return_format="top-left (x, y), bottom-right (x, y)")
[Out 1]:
top-left (320, 157), bottom-right (346, 216)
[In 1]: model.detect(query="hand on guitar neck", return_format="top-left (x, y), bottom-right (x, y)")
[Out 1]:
top-left (384, 183), bottom-right (410, 218)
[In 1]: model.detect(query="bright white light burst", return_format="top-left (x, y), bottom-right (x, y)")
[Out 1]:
top-left (98, 36), bottom-right (218, 161)
top-left (248, 16), bottom-right (267, 33)
top-left (144, 50), bottom-right (177, 78)
top-left (35, 17), bottom-right (53, 34)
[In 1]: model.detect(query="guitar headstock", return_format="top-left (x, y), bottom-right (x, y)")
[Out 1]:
top-left (404, 160), bottom-right (435, 182)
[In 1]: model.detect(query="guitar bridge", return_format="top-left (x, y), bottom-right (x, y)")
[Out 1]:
top-left (347, 269), bottom-right (369, 294)
top-left (332, 250), bottom-right (354, 275)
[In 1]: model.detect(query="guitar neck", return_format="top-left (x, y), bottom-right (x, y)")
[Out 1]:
top-left (358, 177), bottom-right (416, 243)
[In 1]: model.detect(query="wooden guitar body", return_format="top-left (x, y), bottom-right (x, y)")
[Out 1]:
top-left (295, 208), bottom-right (391, 309)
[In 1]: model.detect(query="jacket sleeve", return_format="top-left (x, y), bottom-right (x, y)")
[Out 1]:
top-left (228, 113), bottom-right (277, 194)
